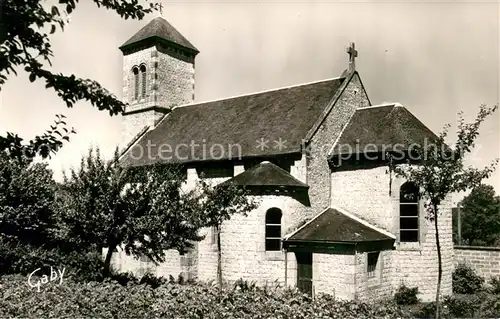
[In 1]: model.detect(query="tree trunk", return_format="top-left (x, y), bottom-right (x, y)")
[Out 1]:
top-left (216, 224), bottom-right (222, 288)
top-left (103, 242), bottom-right (117, 278)
top-left (433, 207), bottom-right (443, 319)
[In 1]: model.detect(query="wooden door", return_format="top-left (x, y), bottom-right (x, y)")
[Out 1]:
top-left (296, 252), bottom-right (312, 296)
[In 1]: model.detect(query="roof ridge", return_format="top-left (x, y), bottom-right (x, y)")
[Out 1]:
top-left (259, 161), bottom-right (309, 187)
top-left (357, 103), bottom-right (396, 110)
top-left (330, 206), bottom-right (396, 240)
top-left (223, 161), bottom-right (309, 188)
top-left (304, 71), bottom-right (356, 142)
top-left (172, 76), bottom-right (344, 110)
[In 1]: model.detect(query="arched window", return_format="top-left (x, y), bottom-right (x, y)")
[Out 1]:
top-left (265, 208), bottom-right (282, 251)
top-left (140, 64), bottom-right (147, 98)
top-left (132, 67), bottom-right (139, 100)
top-left (400, 182), bottom-right (419, 242)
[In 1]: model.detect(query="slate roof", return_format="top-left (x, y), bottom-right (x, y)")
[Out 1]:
top-left (121, 78), bottom-right (345, 167)
top-left (120, 17), bottom-right (198, 53)
top-left (219, 161), bottom-right (308, 188)
top-left (331, 104), bottom-right (438, 156)
top-left (285, 208), bottom-right (394, 243)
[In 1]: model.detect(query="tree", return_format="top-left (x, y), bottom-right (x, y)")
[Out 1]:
top-left (55, 148), bottom-right (258, 277)
top-left (387, 104), bottom-right (498, 319)
top-left (0, 0), bottom-right (161, 160)
top-left (0, 151), bottom-right (58, 246)
top-left (460, 184), bottom-right (500, 246)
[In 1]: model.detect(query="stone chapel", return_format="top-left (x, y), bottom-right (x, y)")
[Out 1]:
top-left (112, 16), bottom-right (454, 301)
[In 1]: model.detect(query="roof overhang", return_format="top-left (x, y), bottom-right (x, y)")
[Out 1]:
top-left (282, 206), bottom-right (396, 253)
top-left (119, 36), bottom-right (199, 56)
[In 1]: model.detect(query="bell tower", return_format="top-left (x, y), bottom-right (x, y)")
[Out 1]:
top-left (119, 17), bottom-right (199, 148)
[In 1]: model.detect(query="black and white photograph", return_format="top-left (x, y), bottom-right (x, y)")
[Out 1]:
top-left (0, 0), bottom-right (499, 318)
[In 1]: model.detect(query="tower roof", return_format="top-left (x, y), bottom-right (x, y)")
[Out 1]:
top-left (119, 17), bottom-right (198, 54)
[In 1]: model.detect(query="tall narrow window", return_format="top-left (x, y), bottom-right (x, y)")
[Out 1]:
top-left (367, 251), bottom-right (379, 278)
top-left (265, 208), bottom-right (282, 251)
top-left (132, 67), bottom-right (139, 100)
top-left (400, 182), bottom-right (419, 242)
top-left (140, 64), bottom-right (147, 98)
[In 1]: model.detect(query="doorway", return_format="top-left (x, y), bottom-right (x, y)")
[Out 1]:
top-left (296, 252), bottom-right (312, 296)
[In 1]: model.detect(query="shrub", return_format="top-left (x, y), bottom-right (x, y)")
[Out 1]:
top-left (443, 294), bottom-right (481, 318)
top-left (394, 284), bottom-right (419, 305)
top-left (412, 301), bottom-right (450, 319)
top-left (139, 272), bottom-right (169, 288)
top-left (0, 236), bottom-right (104, 282)
top-left (489, 276), bottom-right (500, 294)
top-left (108, 271), bottom-right (138, 286)
top-left (452, 263), bottom-right (484, 294)
top-left (0, 274), bottom-right (414, 319)
top-left (233, 278), bottom-right (257, 292)
top-left (480, 293), bottom-right (500, 318)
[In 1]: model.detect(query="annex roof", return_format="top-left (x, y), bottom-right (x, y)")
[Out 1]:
top-left (219, 161), bottom-right (308, 188)
top-left (331, 104), bottom-right (438, 157)
top-left (284, 208), bottom-right (394, 244)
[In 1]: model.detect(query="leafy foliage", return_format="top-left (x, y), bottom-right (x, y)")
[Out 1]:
top-left (0, 152), bottom-right (57, 245)
top-left (443, 294), bottom-right (482, 318)
top-left (0, 115), bottom-right (76, 162)
top-left (452, 263), bottom-right (484, 294)
top-left (489, 276), bottom-right (500, 295)
top-left (411, 301), bottom-right (449, 319)
top-left (0, 274), bottom-right (413, 319)
top-left (394, 284), bottom-right (419, 305)
top-left (459, 184), bottom-right (500, 246)
top-left (0, 0), bottom-right (161, 159)
top-left (55, 147), bottom-right (258, 276)
top-left (387, 104), bottom-right (498, 318)
top-left (410, 294), bottom-right (500, 319)
top-left (0, 235), bottom-right (104, 282)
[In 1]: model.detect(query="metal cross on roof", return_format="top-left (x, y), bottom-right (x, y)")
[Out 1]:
top-left (346, 42), bottom-right (358, 71)
top-left (158, 2), bottom-right (164, 17)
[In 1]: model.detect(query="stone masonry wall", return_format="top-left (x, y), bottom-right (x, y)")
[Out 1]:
top-left (454, 246), bottom-right (500, 279)
top-left (355, 250), bottom-right (393, 301)
top-left (120, 45), bottom-right (194, 148)
top-left (218, 194), bottom-right (307, 285)
top-left (196, 158), bottom-right (308, 284)
top-left (313, 253), bottom-right (356, 300)
top-left (112, 158), bottom-right (309, 284)
top-left (306, 74), bottom-right (370, 222)
top-left (330, 165), bottom-right (453, 301)
top-left (157, 48), bottom-right (195, 109)
top-left (121, 46), bottom-right (157, 148)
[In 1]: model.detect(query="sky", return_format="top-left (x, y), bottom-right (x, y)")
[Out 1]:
top-left (0, 0), bottom-right (499, 203)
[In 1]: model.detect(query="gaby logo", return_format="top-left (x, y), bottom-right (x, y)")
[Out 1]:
top-left (28, 267), bottom-right (65, 292)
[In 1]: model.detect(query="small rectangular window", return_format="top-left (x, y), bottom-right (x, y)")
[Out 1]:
top-left (367, 251), bottom-right (379, 278)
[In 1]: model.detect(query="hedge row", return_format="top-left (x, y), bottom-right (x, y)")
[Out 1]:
top-left (0, 274), bottom-right (412, 319)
